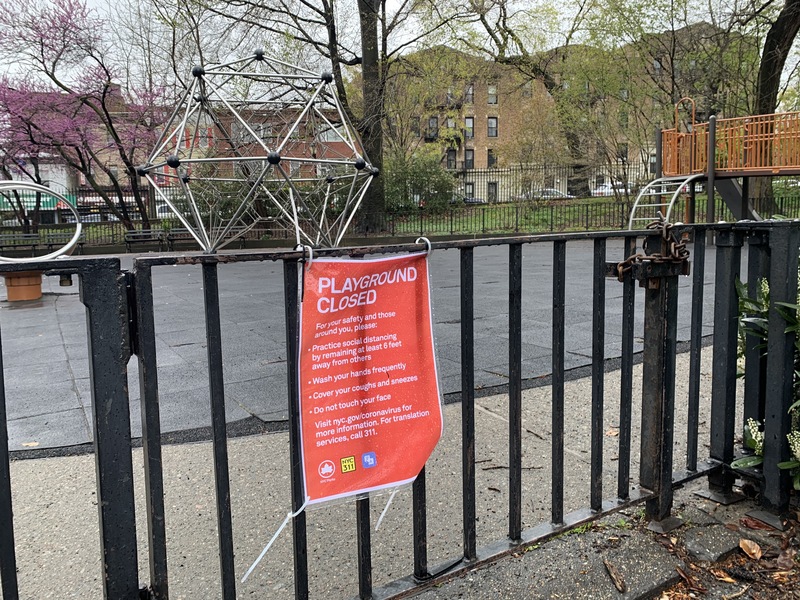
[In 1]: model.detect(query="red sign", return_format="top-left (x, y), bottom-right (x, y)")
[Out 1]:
top-left (298, 252), bottom-right (442, 504)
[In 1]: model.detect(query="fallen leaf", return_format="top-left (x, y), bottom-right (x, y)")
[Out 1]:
top-left (709, 568), bottom-right (737, 583)
top-left (775, 548), bottom-right (797, 570)
top-left (725, 523), bottom-right (740, 531)
top-left (739, 539), bottom-right (762, 560)
top-left (21, 441), bottom-right (39, 447)
top-left (676, 566), bottom-right (707, 593)
top-left (739, 516), bottom-right (775, 531)
top-left (603, 559), bottom-right (627, 593)
top-left (605, 428), bottom-right (620, 437)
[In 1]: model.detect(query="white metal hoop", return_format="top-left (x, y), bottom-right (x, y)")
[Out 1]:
top-left (0, 182), bottom-right (83, 263)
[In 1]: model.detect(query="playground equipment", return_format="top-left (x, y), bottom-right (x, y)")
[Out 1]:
top-left (0, 181), bottom-right (84, 300)
top-left (629, 98), bottom-right (800, 228)
top-left (139, 50), bottom-right (376, 252)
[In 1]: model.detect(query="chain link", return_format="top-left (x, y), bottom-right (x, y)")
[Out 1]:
top-left (616, 214), bottom-right (689, 282)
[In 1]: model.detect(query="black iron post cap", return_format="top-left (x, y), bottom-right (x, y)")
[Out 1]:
top-left (192, 65), bottom-right (205, 77)
top-left (370, 168), bottom-right (380, 177)
top-left (254, 48), bottom-right (265, 61)
top-left (354, 158), bottom-right (366, 170)
top-left (320, 72), bottom-right (333, 83)
top-left (136, 165), bottom-right (150, 176)
top-left (267, 152), bottom-right (281, 165)
top-left (166, 155), bottom-right (181, 168)
top-left (326, 176), bottom-right (335, 184)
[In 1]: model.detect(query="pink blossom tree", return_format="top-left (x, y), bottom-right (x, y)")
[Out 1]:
top-left (0, 0), bottom-right (170, 229)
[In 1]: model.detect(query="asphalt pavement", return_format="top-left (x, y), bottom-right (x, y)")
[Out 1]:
top-left (1, 240), bottom-right (719, 451)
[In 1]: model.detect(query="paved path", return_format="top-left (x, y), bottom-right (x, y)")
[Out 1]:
top-left (1, 240), bottom-right (719, 450)
top-left (4, 351), bottom-right (770, 600)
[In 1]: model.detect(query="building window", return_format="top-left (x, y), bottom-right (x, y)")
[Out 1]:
top-left (649, 153), bottom-right (658, 174)
top-left (465, 116), bottom-right (474, 139)
top-left (617, 143), bottom-right (628, 163)
top-left (447, 117), bottom-right (455, 129)
top-left (446, 149), bottom-right (456, 170)
top-left (488, 84), bottom-right (497, 105)
top-left (465, 82), bottom-right (474, 104)
top-left (411, 117), bottom-right (420, 137)
top-left (465, 149), bottom-right (474, 170)
top-left (487, 117), bottom-right (498, 138)
top-left (426, 116), bottom-right (439, 140)
top-left (522, 81), bottom-right (533, 98)
top-left (465, 182), bottom-right (475, 198)
top-left (487, 149), bottom-right (497, 168)
top-left (487, 181), bottom-right (497, 203)
top-left (653, 58), bottom-right (663, 76)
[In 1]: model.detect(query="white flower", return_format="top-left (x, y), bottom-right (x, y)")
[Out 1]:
top-left (788, 430), bottom-right (800, 463)
top-left (747, 418), bottom-right (764, 456)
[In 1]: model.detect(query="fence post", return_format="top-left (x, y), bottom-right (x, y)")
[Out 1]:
top-left (78, 259), bottom-right (140, 599)
top-left (0, 323), bottom-right (18, 600)
top-left (702, 227), bottom-right (745, 504)
top-left (706, 116), bottom-right (717, 236)
top-left (636, 234), bottom-right (683, 532)
top-left (283, 259), bottom-right (309, 599)
top-left (762, 223), bottom-right (800, 513)
top-left (743, 231), bottom-right (770, 427)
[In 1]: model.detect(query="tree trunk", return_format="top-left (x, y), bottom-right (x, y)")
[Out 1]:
top-left (751, 0), bottom-right (800, 205)
top-left (356, 0), bottom-right (384, 234)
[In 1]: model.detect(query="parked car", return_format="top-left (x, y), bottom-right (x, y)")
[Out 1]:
top-left (513, 188), bottom-right (575, 201)
top-left (591, 182), bottom-right (633, 197)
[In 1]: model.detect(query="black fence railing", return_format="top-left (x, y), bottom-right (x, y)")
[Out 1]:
top-left (1, 222), bottom-right (798, 599)
top-left (2, 190), bottom-right (800, 251)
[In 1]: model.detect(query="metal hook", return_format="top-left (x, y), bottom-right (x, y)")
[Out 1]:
top-left (415, 236), bottom-right (432, 257)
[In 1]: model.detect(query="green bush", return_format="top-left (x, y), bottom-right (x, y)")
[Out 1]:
top-left (385, 148), bottom-right (455, 215)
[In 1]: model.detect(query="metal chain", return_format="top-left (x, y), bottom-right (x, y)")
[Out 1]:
top-left (616, 214), bottom-right (689, 282)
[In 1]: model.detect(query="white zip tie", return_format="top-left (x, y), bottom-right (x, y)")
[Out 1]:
top-left (241, 498), bottom-right (309, 583)
top-left (375, 488), bottom-right (399, 531)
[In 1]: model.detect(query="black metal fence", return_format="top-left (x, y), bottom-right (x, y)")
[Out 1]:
top-left (2, 194), bottom-right (800, 251)
top-left (0, 222), bottom-right (799, 599)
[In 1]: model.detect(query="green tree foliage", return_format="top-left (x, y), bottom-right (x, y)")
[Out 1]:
top-left (384, 145), bottom-right (455, 214)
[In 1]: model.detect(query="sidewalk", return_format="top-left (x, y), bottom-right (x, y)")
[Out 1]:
top-left (6, 351), bottom-right (788, 600)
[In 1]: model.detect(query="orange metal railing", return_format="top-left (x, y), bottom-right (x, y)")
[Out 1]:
top-left (662, 110), bottom-right (800, 177)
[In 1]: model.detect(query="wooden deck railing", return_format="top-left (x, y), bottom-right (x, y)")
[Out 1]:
top-left (663, 111), bottom-right (800, 177)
